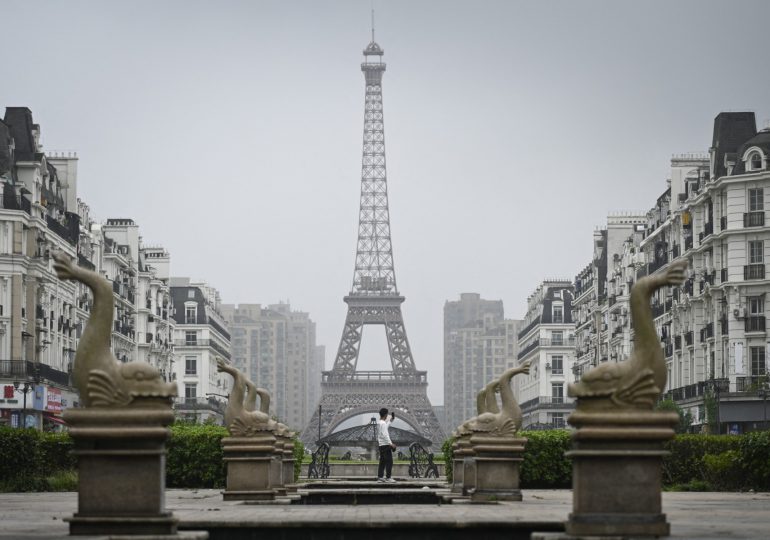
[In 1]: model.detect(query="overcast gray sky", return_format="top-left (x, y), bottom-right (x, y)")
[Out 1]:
top-left (4, 0), bottom-right (769, 404)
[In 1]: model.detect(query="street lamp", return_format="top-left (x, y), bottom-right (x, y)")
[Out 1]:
top-left (13, 381), bottom-right (34, 429)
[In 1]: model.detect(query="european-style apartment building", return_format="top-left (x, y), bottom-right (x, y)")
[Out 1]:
top-left (574, 112), bottom-right (770, 434)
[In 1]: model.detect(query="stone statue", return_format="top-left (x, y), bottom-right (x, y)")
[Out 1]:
top-left (52, 252), bottom-right (177, 408)
top-left (568, 260), bottom-right (687, 410)
top-left (217, 358), bottom-right (277, 435)
top-left (460, 360), bottom-right (530, 437)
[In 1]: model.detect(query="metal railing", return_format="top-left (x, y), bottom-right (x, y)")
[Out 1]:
top-left (744, 264), bottom-right (766, 280)
top-left (173, 339), bottom-right (231, 359)
top-left (743, 211), bottom-right (765, 228)
top-left (745, 316), bottom-right (766, 333)
top-left (519, 395), bottom-right (576, 411)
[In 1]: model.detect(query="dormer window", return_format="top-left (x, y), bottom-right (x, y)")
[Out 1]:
top-left (749, 152), bottom-right (763, 171)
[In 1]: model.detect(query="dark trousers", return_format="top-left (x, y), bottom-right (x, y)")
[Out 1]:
top-left (378, 445), bottom-right (393, 478)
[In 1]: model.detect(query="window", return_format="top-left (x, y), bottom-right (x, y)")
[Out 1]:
top-left (187, 290), bottom-right (195, 299)
top-left (185, 330), bottom-right (198, 345)
top-left (748, 296), bottom-right (764, 315)
top-left (553, 305), bottom-right (564, 323)
top-left (551, 331), bottom-right (563, 346)
top-left (750, 346), bottom-right (766, 376)
top-left (553, 290), bottom-right (562, 299)
top-left (551, 383), bottom-right (564, 403)
top-left (748, 152), bottom-right (763, 171)
top-left (548, 412), bottom-right (565, 427)
top-left (749, 188), bottom-right (764, 211)
top-left (185, 355), bottom-right (197, 375)
top-left (185, 306), bottom-right (197, 324)
top-left (551, 355), bottom-right (563, 374)
top-left (184, 383), bottom-right (197, 402)
top-left (749, 240), bottom-right (764, 264)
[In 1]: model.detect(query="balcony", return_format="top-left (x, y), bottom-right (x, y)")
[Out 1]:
top-left (0, 360), bottom-right (70, 387)
top-left (683, 278), bottom-right (694, 296)
top-left (649, 255), bottom-right (669, 274)
top-left (684, 236), bottom-right (693, 251)
top-left (519, 395), bottom-right (576, 412)
top-left (720, 215), bottom-right (727, 231)
top-left (704, 220), bottom-right (713, 238)
top-left (664, 342), bottom-right (673, 358)
top-left (651, 303), bottom-right (665, 319)
top-left (664, 378), bottom-right (729, 402)
top-left (743, 211), bottom-right (765, 228)
top-left (745, 315), bottom-right (766, 333)
top-left (735, 376), bottom-right (769, 393)
top-left (744, 264), bottom-right (766, 280)
top-left (700, 322), bottom-right (714, 342)
top-left (517, 317), bottom-right (541, 340)
top-left (173, 339), bottom-right (231, 360)
top-left (173, 396), bottom-right (225, 416)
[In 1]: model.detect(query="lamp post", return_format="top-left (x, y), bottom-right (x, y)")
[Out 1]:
top-left (13, 381), bottom-right (34, 429)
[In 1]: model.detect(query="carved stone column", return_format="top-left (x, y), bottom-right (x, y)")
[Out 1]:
top-left (222, 432), bottom-right (277, 501)
top-left (566, 410), bottom-right (678, 537)
top-left (468, 435), bottom-right (527, 502)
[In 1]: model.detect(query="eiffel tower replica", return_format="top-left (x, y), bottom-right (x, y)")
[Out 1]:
top-left (301, 34), bottom-right (445, 448)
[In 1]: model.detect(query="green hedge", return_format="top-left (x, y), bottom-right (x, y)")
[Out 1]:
top-left (442, 431), bottom-right (572, 488)
top-left (440, 430), bottom-right (769, 491)
top-left (3, 426), bottom-right (768, 492)
top-left (0, 424), bottom-right (304, 492)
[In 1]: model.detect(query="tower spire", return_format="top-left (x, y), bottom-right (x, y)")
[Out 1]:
top-left (298, 35), bottom-right (446, 449)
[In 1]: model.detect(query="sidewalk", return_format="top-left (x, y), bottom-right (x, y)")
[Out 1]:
top-left (0, 489), bottom-right (766, 539)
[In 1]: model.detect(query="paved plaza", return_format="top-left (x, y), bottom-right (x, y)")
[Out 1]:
top-left (0, 488), bottom-right (767, 539)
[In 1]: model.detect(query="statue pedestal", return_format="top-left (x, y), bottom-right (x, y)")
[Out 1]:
top-left (451, 436), bottom-right (472, 494)
top-left (565, 409), bottom-right (678, 537)
top-left (281, 438), bottom-right (297, 492)
top-left (270, 440), bottom-right (286, 495)
top-left (468, 435), bottom-right (527, 502)
top-left (222, 434), bottom-right (277, 501)
top-left (63, 407), bottom-right (180, 536)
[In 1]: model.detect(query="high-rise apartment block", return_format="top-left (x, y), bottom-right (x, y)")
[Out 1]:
top-left (443, 293), bottom-right (520, 433)
top-left (222, 303), bottom-right (323, 431)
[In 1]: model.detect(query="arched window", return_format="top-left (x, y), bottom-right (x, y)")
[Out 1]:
top-left (749, 152), bottom-right (763, 171)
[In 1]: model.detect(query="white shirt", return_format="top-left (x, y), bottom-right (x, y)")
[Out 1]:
top-left (377, 417), bottom-right (393, 446)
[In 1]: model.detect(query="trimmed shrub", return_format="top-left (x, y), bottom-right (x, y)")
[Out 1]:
top-left (0, 427), bottom-right (47, 491)
top-left (662, 434), bottom-right (741, 487)
top-left (166, 424), bottom-right (227, 488)
top-left (520, 430), bottom-right (572, 488)
top-left (738, 430), bottom-right (770, 491)
top-left (441, 437), bottom-right (454, 483)
top-left (292, 437), bottom-right (304, 482)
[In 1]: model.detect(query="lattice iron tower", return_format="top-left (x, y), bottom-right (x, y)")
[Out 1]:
top-left (300, 35), bottom-right (445, 447)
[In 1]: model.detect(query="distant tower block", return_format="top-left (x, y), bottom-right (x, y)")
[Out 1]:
top-left (301, 36), bottom-right (445, 447)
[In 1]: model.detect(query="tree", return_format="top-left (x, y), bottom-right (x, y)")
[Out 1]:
top-left (656, 398), bottom-right (693, 434)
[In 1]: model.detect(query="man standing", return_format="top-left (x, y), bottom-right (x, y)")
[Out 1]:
top-left (377, 407), bottom-right (397, 483)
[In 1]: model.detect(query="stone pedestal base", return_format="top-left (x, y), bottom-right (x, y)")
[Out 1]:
top-left (468, 435), bottom-right (526, 502)
top-left (270, 441), bottom-right (286, 495)
top-left (222, 434), bottom-right (277, 501)
top-left (565, 409), bottom-right (678, 537)
top-left (63, 407), bottom-right (178, 536)
top-left (451, 436), bottom-right (472, 494)
top-left (282, 440), bottom-right (296, 492)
